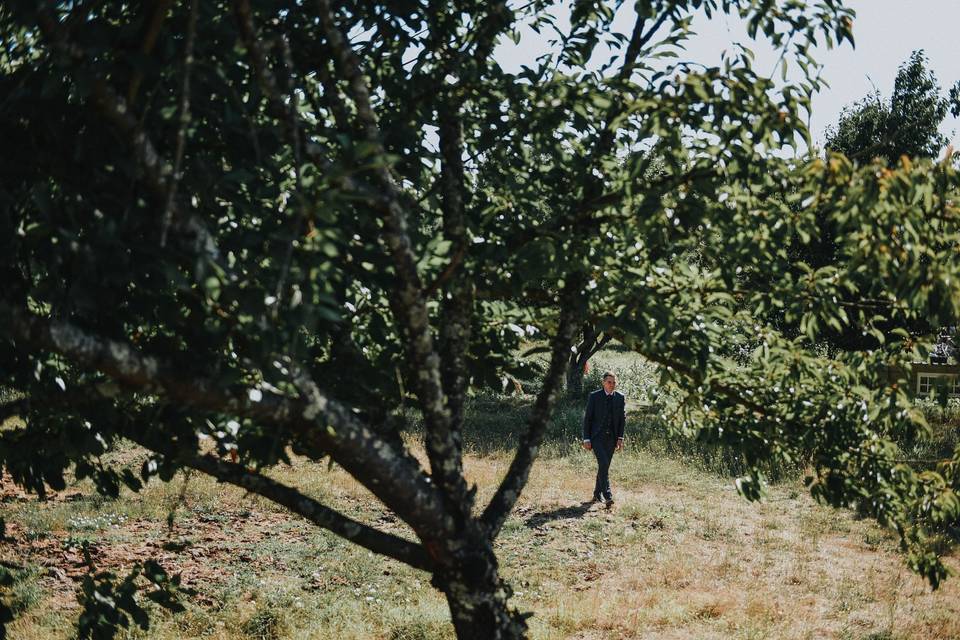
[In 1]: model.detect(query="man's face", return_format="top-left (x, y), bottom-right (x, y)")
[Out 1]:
top-left (602, 376), bottom-right (616, 394)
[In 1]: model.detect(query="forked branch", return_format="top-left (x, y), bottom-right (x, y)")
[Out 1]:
top-left (314, 0), bottom-right (468, 511)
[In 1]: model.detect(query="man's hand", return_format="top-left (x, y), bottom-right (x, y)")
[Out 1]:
top-left (615, 437), bottom-right (624, 451)
top-left (581, 440), bottom-right (592, 451)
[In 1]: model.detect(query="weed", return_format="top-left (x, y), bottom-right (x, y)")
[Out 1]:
top-left (7, 565), bottom-right (45, 615)
top-left (241, 605), bottom-right (287, 640)
top-left (67, 512), bottom-right (127, 532)
top-left (388, 619), bottom-right (453, 640)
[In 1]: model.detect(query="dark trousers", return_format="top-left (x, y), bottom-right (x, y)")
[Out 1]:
top-left (592, 437), bottom-right (616, 499)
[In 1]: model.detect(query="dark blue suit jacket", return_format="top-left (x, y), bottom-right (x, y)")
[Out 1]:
top-left (582, 389), bottom-right (626, 442)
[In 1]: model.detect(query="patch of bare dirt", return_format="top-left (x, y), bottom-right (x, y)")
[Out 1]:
top-left (0, 506), bottom-right (314, 612)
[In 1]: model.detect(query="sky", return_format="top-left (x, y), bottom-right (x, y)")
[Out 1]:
top-left (495, 0), bottom-right (960, 155)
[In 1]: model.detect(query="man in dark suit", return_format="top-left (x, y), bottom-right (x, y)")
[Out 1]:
top-left (581, 371), bottom-right (625, 506)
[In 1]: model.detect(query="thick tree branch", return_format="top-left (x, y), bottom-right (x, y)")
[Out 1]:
top-left (423, 4), bottom-right (506, 396)
top-left (315, 0), bottom-right (467, 511)
top-left (438, 97), bottom-right (473, 436)
top-left (481, 286), bottom-right (581, 539)
top-left (190, 455), bottom-right (434, 571)
top-left (1, 388), bottom-right (433, 570)
top-left (1, 303), bottom-right (449, 541)
top-left (123, 429), bottom-right (434, 572)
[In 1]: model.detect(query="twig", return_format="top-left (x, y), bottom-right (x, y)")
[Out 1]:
top-left (161, 0), bottom-right (200, 247)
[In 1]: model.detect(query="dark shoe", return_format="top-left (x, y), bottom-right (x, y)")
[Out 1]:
top-left (604, 495), bottom-right (615, 507)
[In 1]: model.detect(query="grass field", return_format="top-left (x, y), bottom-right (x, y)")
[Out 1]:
top-left (3, 349), bottom-right (960, 639)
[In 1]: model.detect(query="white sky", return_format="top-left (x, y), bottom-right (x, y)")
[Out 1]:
top-left (495, 0), bottom-right (960, 155)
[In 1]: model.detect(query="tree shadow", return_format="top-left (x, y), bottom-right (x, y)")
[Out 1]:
top-left (524, 502), bottom-right (595, 528)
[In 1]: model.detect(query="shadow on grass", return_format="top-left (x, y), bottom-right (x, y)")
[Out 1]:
top-left (524, 502), bottom-right (594, 528)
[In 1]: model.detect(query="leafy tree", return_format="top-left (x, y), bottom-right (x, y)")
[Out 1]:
top-left (825, 50), bottom-right (960, 166)
top-left (565, 323), bottom-right (613, 396)
top-left (2, 2), bottom-right (959, 639)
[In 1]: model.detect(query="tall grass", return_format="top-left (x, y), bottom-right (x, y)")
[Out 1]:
top-left (910, 400), bottom-right (960, 466)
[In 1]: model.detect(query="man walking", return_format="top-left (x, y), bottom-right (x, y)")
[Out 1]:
top-left (581, 371), bottom-right (625, 506)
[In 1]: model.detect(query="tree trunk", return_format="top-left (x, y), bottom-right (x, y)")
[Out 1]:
top-left (440, 545), bottom-right (527, 640)
top-left (565, 354), bottom-right (586, 397)
top-left (566, 323), bottom-right (598, 397)
top-left (566, 324), bottom-right (614, 397)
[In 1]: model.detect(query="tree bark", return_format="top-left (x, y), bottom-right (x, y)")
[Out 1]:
top-left (437, 543), bottom-right (527, 640)
top-left (565, 354), bottom-right (587, 397)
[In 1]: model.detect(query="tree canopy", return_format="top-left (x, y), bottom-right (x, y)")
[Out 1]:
top-left (1, 1), bottom-right (959, 638)
top-left (824, 49), bottom-right (960, 165)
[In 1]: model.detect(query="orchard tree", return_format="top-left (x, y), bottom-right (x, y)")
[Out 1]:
top-left (2, 2), bottom-right (960, 639)
top-left (565, 323), bottom-right (612, 396)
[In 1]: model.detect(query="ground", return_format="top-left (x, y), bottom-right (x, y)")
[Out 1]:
top-left (3, 431), bottom-right (958, 640)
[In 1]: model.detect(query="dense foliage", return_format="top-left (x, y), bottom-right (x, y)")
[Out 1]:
top-left (1, 1), bottom-right (959, 638)
top-left (793, 51), bottom-right (960, 350)
top-left (825, 49), bottom-right (960, 165)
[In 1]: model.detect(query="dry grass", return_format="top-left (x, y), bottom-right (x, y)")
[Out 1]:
top-left (4, 353), bottom-right (958, 639)
top-left (4, 438), bottom-right (958, 640)
top-left (478, 451), bottom-right (960, 640)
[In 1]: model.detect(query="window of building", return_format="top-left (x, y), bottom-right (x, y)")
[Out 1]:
top-left (917, 374), bottom-right (960, 396)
